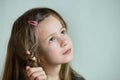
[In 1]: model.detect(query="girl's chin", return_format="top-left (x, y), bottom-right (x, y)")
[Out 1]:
top-left (62, 56), bottom-right (74, 63)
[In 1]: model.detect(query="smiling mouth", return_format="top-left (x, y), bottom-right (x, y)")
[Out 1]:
top-left (63, 48), bottom-right (71, 55)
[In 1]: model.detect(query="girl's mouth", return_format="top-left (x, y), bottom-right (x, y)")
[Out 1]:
top-left (63, 48), bottom-right (71, 55)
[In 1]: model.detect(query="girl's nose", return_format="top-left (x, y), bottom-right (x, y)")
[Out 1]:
top-left (61, 38), bottom-right (68, 47)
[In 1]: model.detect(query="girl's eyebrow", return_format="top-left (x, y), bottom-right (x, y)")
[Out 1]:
top-left (44, 27), bottom-right (64, 40)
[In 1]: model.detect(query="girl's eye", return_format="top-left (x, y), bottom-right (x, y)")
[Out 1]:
top-left (61, 29), bottom-right (66, 35)
top-left (49, 37), bottom-right (55, 42)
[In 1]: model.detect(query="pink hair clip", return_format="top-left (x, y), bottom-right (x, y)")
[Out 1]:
top-left (28, 20), bottom-right (38, 27)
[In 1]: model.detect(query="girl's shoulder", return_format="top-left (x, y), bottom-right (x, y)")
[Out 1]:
top-left (71, 73), bottom-right (85, 80)
top-left (74, 76), bottom-right (85, 80)
top-left (71, 72), bottom-right (85, 80)
top-left (71, 67), bottom-right (85, 80)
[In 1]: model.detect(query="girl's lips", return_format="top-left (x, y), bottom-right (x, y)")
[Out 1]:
top-left (63, 48), bottom-right (71, 55)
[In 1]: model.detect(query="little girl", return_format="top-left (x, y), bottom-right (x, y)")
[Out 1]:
top-left (2, 7), bottom-right (85, 80)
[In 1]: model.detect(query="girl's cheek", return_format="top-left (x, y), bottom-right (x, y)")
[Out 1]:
top-left (49, 42), bottom-right (58, 48)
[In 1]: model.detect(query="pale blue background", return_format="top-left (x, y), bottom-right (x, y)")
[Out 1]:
top-left (0, 0), bottom-right (120, 80)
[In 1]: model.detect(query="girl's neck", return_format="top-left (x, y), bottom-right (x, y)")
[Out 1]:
top-left (41, 62), bottom-right (61, 80)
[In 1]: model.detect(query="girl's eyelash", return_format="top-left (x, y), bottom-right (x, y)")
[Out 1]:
top-left (61, 29), bottom-right (66, 34)
top-left (49, 37), bottom-right (55, 42)
top-left (61, 30), bottom-right (64, 34)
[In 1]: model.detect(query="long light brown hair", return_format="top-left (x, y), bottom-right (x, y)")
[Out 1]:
top-left (2, 7), bottom-right (84, 80)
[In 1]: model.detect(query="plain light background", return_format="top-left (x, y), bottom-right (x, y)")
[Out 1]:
top-left (0, 0), bottom-right (120, 80)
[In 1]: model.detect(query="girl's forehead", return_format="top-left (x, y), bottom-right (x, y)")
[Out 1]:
top-left (38, 15), bottom-right (61, 29)
top-left (36, 15), bottom-right (63, 40)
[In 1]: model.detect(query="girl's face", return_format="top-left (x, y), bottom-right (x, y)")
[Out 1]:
top-left (37, 15), bottom-right (73, 65)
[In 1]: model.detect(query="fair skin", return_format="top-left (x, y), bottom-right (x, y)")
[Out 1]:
top-left (26, 15), bottom-right (73, 80)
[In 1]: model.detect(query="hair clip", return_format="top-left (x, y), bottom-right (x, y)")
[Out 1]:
top-left (28, 20), bottom-right (38, 27)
